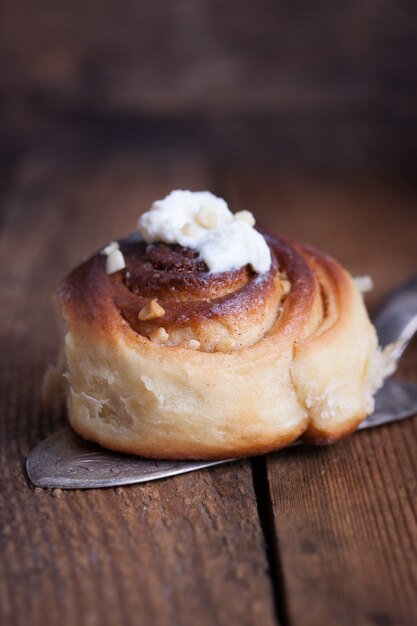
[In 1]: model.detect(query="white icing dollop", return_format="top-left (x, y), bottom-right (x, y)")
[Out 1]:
top-left (137, 190), bottom-right (271, 273)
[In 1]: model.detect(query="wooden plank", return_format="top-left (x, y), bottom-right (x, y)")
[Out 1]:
top-left (0, 1), bottom-right (416, 117)
top-left (228, 170), bottom-right (417, 626)
top-left (0, 149), bottom-right (277, 626)
top-left (265, 405), bottom-right (417, 626)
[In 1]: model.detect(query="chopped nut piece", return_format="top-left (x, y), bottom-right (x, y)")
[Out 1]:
top-left (184, 339), bottom-right (201, 350)
top-left (234, 210), bottom-right (255, 227)
top-left (101, 241), bottom-right (119, 256)
top-left (149, 327), bottom-right (169, 344)
top-left (280, 279), bottom-right (291, 295)
top-left (138, 299), bottom-right (166, 321)
top-left (195, 206), bottom-right (218, 229)
top-left (353, 275), bottom-right (374, 294)
top-left (105, 249), bottom-right (126, 274)
top-left (181, 222), bottom-right (199, 237)
top-left (215, 337), bottom-right (235, 352)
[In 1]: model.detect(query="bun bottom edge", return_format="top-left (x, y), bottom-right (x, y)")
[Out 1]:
top-left (67, 413), bottom-right (367, 461)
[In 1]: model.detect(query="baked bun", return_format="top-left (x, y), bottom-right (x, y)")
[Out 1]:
top-left (52, 227), bottom-right (387, 460)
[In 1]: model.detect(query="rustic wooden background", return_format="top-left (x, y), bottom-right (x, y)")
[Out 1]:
top-left (1, 0), bottom-right (417, 170)
top-left (0, 2), bottom-right (416, 625)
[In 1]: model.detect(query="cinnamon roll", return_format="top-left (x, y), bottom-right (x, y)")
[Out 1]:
top-left (50, 191), bottom-right (390, 459)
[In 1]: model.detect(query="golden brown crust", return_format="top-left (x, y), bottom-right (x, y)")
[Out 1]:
top-left (56, 229), bottom-right (381, 460)
top-left (61, 234), bottom-right (283, 352)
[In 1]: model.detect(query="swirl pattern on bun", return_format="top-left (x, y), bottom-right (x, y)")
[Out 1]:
top-left (54, 228), bottom-right (385, 459)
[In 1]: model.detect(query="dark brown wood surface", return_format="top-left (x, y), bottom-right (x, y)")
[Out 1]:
top-left (0, 143), bottom-right (416, 626)
top-left (1, 0), bottom-right (416, 117)
top-left (1, 1), bottom-right (417, 175)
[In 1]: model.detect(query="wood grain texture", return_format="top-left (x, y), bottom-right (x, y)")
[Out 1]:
top-left (1, 0), bottom-right (416, 117)
top-left (1, 142), bottom-right (417, 626)
top-left (265, 412), bottom-right (417, 626)
top-left (0, 151), bottom-right (277, 626)
top-left (1, 2), bottom-right (417, 182)
top-left (228, 170), bottom-right (417, 626)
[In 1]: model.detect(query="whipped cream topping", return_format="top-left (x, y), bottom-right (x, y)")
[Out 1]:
top-left (137, 190), bottom-right (271, 273)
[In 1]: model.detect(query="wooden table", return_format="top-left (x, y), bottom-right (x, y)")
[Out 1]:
top-left (1, 138), bottom-right (416, 626)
